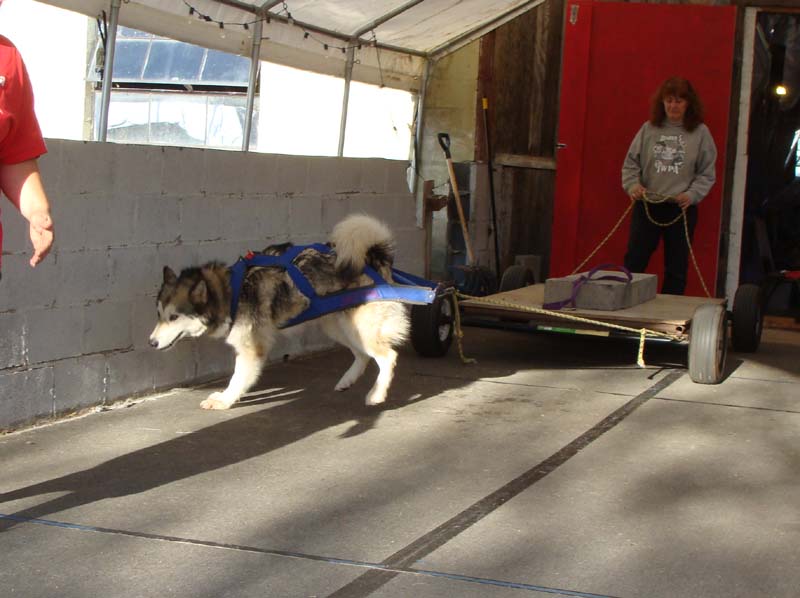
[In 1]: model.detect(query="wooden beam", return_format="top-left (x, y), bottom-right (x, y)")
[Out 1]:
top-left (494, 153), bottom-right (556, 170)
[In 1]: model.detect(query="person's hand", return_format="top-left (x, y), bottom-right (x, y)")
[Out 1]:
top-left (28, 210), bottom-right (54, 267)
top-left (674, 193), bottom-right (692, 209)
top-left (628, 183), bottom-right (646, 200)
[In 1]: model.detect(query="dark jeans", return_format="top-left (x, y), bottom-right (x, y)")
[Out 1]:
top-left (624, 201), bottom-right (698, 295)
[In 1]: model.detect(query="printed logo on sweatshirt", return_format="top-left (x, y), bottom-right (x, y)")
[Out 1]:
top-left (652, 134), bottom-right (685, 175)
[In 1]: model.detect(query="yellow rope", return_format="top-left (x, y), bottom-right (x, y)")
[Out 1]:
top-left (570, 191), bottom-right (712, 297)
top-left (571, 201), bottom-right (634, 275)
top-left (451, 293), bottom-right (477, 364)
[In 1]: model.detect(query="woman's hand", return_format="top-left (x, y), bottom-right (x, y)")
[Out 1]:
top-left (628, 183), bottom-right (646, 200)
top-left (674, 193), bottom-right (692, 209)
top-left (28, 210), bottom-right (54, 267)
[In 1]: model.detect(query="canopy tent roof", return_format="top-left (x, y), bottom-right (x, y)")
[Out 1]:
top-left (42, 0), bottom-right (545, 90)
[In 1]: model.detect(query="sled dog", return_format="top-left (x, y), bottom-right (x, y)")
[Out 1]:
top-left (149, 214), bottom-right (410, 410)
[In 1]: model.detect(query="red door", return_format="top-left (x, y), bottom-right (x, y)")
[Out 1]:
top-left (551, 1), bottom-right (737, 296)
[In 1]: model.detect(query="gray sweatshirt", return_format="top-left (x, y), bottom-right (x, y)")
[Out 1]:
top-left (621, 121), bottom-right (717, 204)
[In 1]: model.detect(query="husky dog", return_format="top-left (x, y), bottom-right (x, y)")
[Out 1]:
top-left (149, 214), bottom-right (410, 410)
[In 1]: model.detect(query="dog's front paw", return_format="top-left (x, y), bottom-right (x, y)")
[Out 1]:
top-left (201, 392), bottom-right (235, 410)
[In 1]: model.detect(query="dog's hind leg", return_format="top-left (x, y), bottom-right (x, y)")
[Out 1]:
top-left (334, 349), bottom-right (369, 391)
top-left (321, 314), bottom-right (370, 391)
top-left (201, 330), bottom-right (270, 410)
top-left (364, 347), bottom-right (398, 406)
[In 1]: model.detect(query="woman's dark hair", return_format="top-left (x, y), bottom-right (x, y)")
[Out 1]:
top-left (649, 76), bottom-right (705, 131)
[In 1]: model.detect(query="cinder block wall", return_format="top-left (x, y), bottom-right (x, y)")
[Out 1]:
top-left (0, 140), bottom-right (423, 431)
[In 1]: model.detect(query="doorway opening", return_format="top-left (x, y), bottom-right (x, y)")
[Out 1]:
top-left (740, 12), bottom-right (800, 316)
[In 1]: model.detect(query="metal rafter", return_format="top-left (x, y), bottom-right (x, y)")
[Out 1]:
top-left (352, 0), bottom-right (426, 38)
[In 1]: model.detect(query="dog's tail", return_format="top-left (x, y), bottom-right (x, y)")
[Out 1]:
top-left (331, 213), bottom-right (395, 279)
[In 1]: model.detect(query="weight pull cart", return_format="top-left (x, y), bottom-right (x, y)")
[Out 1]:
top-left (407, 274), bottom-right (764, 385)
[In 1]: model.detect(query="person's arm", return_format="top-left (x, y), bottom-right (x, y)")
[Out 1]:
top-left (622, 124), bottom-right (646, 199)
top-left (684, 126), bottom-right (717, 206)
top-left (0, 159), bottom-right (54, 266)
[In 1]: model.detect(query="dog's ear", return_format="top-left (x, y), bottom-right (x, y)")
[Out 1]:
top-left (163, 266), bottom-right (178, 286)
top-left (190, 279), bottom-right (208, 306)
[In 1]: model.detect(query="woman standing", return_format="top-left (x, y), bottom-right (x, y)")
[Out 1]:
top-left (622, 76), bottom-right (717, 295)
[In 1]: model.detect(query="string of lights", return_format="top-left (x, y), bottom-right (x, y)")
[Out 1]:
top-left (181, 0), bottom-right (376, 55)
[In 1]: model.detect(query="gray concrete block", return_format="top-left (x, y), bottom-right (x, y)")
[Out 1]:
top-left (289, 196), bottom-right (323, 235)
top-left (0, 366), bottom-right (54, 431)
top-left (0, 311), bottom-right (26, 369)
top-left (161, 146), bottom-right (207, 196)
top-left (244, 152), bottom-right (278, 195)
top-left (50, 194), bottom-right (89, 251)
top-left (392, 228), bottom-right (425, 274)
top-left (59, 140), bottom-right (114, 195)
top-left (260, 195), bottom-right (290, 237)
top-left (193, 337), bottom-right (234, 381)
top-left (133, 196), bottom-right (181, 244)
top-left (386, 195), bottom-right (417, 229)
top-left (112, 144), bottom-right (164, 197)
top-left (335, 158), bottom-right (365, 194)
top-left (153, 342), bottom-right (197, 390)
top-left (307, 157), bottom-right (362, 195)
top-left (386, 160), bottom-right (411, 194)
top-left (193, 241), bottom-right (234, 266)
top-left (305, 156), bottom-right (339, 195)
top-left (0, 204), bottom-right (28, 252)
top-left (0, 254), bottom-right (59, 312)
top-left (37, 138), bottom-right (64, 191)
top-left (82, 196), bottom-right (136, 249)
top-left (320, 196), bottom-right (352, 231)
top-left (179, 197), bottom-right (222, 242)
top-left (131, 294), bottom-right (157, 350)
top-left (220, 197), bottom-right (270, 242)
top-left (53, 354), bottom-right (107, 413)
top-left (54, 249), bottom-right (110, 306)
top-left (274, 154), bottom-right (310, 195)
top-left (359, 158), bottom-right (388, 193)
top-left (108, 246), bottom-right (159, 300)
top-left (106, 350), bottom-right (155, 402)
top-left (544, 270), bottom-right (657, 311)
top-left (83, 300), bottom-right (133, 354)
top-left (205, 148), bottom-right (248, 196)
top-left (25, 305), bottom-right (85, 363)
top-left (155, 243), bottom-right (198, 277)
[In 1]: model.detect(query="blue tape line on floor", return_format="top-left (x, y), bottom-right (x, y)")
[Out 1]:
top-left (1, 512), bottom-right (619, 596)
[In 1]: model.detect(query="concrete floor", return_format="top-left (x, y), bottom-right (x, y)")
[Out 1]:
top-left (1, 325), bottom-right (798, 598)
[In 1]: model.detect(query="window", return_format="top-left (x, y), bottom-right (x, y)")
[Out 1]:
top-left (91, 27), bottom-right (254, 149)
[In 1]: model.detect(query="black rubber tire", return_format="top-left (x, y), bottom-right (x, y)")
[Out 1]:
top-left (688, 304), bottom-right (728, 384)
top-left (499, 265), bottom-right (534, 292)
top-left (410, 293), bottom-right (455, 357)
top-left (731, 283), bottom-right (763, 353)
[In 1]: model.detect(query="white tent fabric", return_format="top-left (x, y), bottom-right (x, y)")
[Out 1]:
top-left (40, 0), bottom-right (545, 91)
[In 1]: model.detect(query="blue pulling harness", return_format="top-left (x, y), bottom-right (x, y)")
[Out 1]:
top-left (228, 243), bottom-right (437, 328)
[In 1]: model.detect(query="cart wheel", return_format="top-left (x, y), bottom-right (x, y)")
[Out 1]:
top-left (499, 265), bottom-right (534, 292)
top-left (688, 304), bottom-right (728, 384)
top-left (731, 283), bottom-right (763, 353)
top-left (411, 293), bottom-right (455, 357)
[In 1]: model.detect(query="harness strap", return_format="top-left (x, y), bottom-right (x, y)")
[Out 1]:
top-left (543, 263), bottom-right (632, 310)
top-left (228, 243), bottom-right (436, 326)
top-left (229, 243), bottom-right (331, 322)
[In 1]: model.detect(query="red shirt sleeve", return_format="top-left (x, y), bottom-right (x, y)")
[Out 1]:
top-left (0, 35), bottom-right (47, 165)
